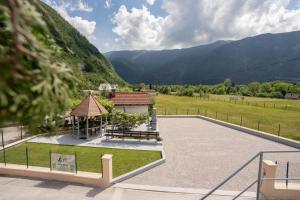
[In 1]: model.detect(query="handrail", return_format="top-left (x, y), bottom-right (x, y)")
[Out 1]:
top-left (232, 180), bottom-right (257, 200)
top-left (200, 150), bottom-right (300, 200)
top-left (200, 152), bottom-right (261, 199)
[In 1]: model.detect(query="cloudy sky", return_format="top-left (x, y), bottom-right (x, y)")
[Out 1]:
top-left (44, 0), bottom-right (300, 52)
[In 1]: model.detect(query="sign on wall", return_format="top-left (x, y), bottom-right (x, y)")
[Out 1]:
top-left (51, 153), bottom-right (76, 173)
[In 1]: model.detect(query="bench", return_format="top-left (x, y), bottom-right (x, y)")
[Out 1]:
top-left (105, 130), bottom-right (160, 141)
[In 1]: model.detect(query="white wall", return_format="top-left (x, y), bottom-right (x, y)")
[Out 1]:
top-left (115, 105), bottom-right (148, 114)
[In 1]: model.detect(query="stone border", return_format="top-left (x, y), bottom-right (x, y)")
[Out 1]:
top-left (113, 183), bottom-right (256, 197)
top-left (112, 147), bottom-right (166, 184)
top-left (158, 115), bottom-right (300, 149)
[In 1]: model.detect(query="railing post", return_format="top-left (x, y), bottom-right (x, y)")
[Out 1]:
top-left (20, 125), bottom-right (23, 140)
top-left (286, 161), bottom-right (289, 188)
top-left (26, 146), bottom-right (29, 168)
top-left (49, 150), bottom-right (52, 171)
top-left (1, 130), bottom-right (6, 166)
top-left (256, 152), bottom-right (263, 200)
top-left (75, 152), bottom-right (78, 174)
top-left (197, 108), bottom-right (200, 115)
top-left (240, 115), bottom-right (243, 126)
top-left (278, 124), bottom-right (281, 136)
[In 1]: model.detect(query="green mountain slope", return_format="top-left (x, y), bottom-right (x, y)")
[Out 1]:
top-left (33, 0), bottom-right (125, 88)
top-left (106, 31), bottom-right (300, 84)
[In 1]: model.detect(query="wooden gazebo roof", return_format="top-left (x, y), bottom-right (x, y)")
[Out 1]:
top-left (70, 94), bottom-right (108, 117)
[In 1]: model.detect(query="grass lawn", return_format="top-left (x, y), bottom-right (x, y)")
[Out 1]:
top-left (0, 142), bottom-right (161, 178)
top-left (155, 94), bottom-right (300, 141)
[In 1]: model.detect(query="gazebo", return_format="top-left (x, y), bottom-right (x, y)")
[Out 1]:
top-left (70, 92), bottom-right (108, 139)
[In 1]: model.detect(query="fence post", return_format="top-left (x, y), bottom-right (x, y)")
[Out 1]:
top-left (240, 116), bottom-right (243, 126)
top-left (187, 109), bottom-right (189, 115)
top-left (20, 125), bottom-right (23, 140)
top-left (256, 152), bottom-right (263, 200)
top-left (197, 108), bottom-right (200, 115)
top-left (226, 113), bottom-right (229, 122)
top-left (49, 150), bottom-right (52, 171)
top-left (278, 124), bottom-right (281, 136)
top-left (286, 161), bottom-right (289, 188)
top-left (215, 112), bottom-right (218, 119)
top-left (75, 152), bottom-right (78, 174)
top-left (257, 120), bottom-right (260, 131)
top-left (1, 130), bottom-right (6, 166)
top-left (26, 146), bottom-right (29, 168)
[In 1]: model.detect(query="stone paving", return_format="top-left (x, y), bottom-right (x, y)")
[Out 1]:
top-left (0, 176), bottom-right (255, 200)
top-left (124, 117), bottom-right (299, 191)
top-left (29, 134), bottom-right (163, 151)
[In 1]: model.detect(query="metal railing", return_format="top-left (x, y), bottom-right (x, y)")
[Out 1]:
top-left (200, 150), bottom-right (300, 200)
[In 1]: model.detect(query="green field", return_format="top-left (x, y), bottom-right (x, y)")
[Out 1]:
top-left (0, 143), bottom-right (161, 178)
top-left (155, 94), bottom-right (300, 141)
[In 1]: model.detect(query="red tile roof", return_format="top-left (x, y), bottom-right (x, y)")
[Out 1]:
top-left (70, 95), bottom-right (108, 117)
top-left (110, 92), bottom-right (151, 105)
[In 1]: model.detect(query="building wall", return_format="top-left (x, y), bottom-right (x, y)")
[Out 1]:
top-left (115, 105), bottom-right (148, 114)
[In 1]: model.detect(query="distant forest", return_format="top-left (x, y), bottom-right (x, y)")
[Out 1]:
top-left (134, 80), bottom-right (300, 99)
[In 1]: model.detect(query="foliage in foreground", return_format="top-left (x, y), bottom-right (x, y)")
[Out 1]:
top-left (0, 0), bottom-right (76, 128)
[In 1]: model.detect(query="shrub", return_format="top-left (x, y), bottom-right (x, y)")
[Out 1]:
top-left (110, 111), bottom-right (148, 130)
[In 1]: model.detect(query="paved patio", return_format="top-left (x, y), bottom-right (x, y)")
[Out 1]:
top-left (124, 117), bottom-right (300, 191)
top-left (29, 134), bottom-right (162, 151)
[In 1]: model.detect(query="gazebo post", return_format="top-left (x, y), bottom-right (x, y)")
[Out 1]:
top-left (100, 116), bottom-right (103, 136)
top-left (86, 117), bottom-right (89, 139)
top-left (105, 115), bottom-right (107, 133)
top-left (77, 117), bottom-right (80, 138)
top-left (72, 116), bottom-right (75, 135)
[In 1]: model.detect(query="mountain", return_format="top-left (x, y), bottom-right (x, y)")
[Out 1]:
top-left (33, 0), bottom-right (125, 87)
top-left (105, 31), bottom-right (300, 84)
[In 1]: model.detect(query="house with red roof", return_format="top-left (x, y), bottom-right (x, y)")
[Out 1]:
top-left (109, 92), bottom-right (151, 114)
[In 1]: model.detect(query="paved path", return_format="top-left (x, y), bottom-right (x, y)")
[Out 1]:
top-left (124, 118), bottom-right (299, 191)
top-left (0, 176), bottom-right (255, 200)
top-left (29, 134), bottom-right (162, 151)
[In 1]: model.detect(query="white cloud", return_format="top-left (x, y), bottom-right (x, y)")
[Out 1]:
top-left (105, 0), bottom-right (112, 8)
top-left (112, 0), bottom-right (300, 50)
top-left (147, 0), bottom-right (156, 6)
top-left (49, 1), bottom-right (96, 36)
top-left (75, 0), bottom-right (93, 12)
top-left (112, 5), bottom-right (166, 49)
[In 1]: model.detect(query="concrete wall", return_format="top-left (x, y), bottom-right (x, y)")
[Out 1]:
top-left (261, 160), bottom-right (300, 200)
top-left (115, 105), bottom-right (148, 114)
top-left (0, 154), bottom-right (113, 188)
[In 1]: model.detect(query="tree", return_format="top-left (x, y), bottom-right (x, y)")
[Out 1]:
top-left (248, 82), bottom-right (260, 95)
top-left (0, 0), bottom-right (76, 128)
top-left (224, 78), bottom-right (232, 88)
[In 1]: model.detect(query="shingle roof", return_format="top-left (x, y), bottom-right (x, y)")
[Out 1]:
top-left (110, 92), bottom-right (151, 105)
top-left (70, 94), bottom-right (108, 117)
